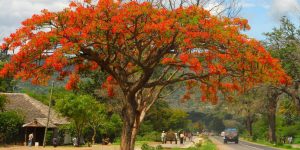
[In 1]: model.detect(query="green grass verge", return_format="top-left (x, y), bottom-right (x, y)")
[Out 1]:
top-left (168, 139), bottom-right (217, 150)
top-left (242, 137), bottom-right (300, 150)
top-left (112, 141), bottom-right (154, 146)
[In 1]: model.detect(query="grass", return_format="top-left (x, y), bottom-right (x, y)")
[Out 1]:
top-left (167, 139), bottom-right (217, 150)
top-left (242, 137), bottom-right (300, 150)
top-left (198, 139), bottom-right (217, 150)
top-left (112, 140), bottom-right (160, 146)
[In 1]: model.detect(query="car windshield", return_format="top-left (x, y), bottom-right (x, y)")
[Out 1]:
top-left (225, 128), bottom-right (238, 135)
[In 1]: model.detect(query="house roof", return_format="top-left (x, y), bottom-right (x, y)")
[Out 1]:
top-left (22, 118), bottom-right (57, 128)
top-left (2, 93), bottom-right (69, 126)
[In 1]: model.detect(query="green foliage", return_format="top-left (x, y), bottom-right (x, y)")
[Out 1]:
top-left (0, 95), bottom-right (7, 112)
top-left (98, 113), bottom-right (122, 142)
top-left (264, 17), bottom-right (300, 80)
top-left (167, 109), bottom-right (189, 130)
top-left (141, 143), bottom-right (163, 150)
top-left (252, 117), bottom-right (268, 141)
top-left (136, 131), bottom-right (160, 141)
top-left (23, 88), bottom-right (49, 105)
top-left (55, 93), bottom-right (100, 145)
top-left (141, 100), bottom-right (190, 134)
top-left (0, 61), bottom-right (16, 92)
top-left (0, 111), bottom-right (24, 144)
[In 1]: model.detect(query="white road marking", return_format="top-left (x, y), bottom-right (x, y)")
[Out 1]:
top-left (239, 142), bottom-right (264, 150)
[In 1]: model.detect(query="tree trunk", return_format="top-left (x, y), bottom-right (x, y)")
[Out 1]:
top-left (92, 127), bottom-right (96, 145)
top-left (249, 119), bottom-right (253, 136)
top-left (268, 109), bottom-right (276, 143)
top-left (76, 126), bottom-right (82, 147)
top-left (120, 121), bottom-right (138, 150)
top-left (77, 133), bottom-right (81, 147)
top-left (267, 92), bottom-right (278, 143)
top-left (120, 102), bottom-right (146, 150)
top-left (246, 115), bottom-right (253, 136)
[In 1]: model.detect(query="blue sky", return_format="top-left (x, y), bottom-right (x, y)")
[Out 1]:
top-left (240, 0), bottom-right (300, 40)
top-left (0, 0), bottom-right (300, 41)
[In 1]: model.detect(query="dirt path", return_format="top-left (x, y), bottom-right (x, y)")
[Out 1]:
top-left (0, 145), bottom-right (120, 150)
top-left (210, 136), bottom-right (234, 150)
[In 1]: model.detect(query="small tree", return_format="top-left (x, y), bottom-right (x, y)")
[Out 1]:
top-left (88, 103), bottom-right (107, 145)
top-left (55, 94), bottom-right (97, 146)
top-left (0, 1), bottom-right (289, 149)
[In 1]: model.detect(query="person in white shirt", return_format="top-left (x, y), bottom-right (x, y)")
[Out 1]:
top-left (161, 131), bottom-right (166, 144)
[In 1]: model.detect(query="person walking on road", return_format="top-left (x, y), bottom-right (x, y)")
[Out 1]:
top-left (161, 131), bottom-right (166, 144)
top-left (180, 132), bottom-right (184, 144)
top-left (175, 132), bottom-right (178, 144)
top-left (52, 137), bottom-right (58, 147)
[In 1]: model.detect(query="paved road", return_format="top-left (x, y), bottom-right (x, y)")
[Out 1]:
top-left (210, 136), bottom-right (281, 150)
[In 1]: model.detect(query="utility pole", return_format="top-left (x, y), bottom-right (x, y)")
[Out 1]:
top-left (43, 81), bottom-right (54, 147)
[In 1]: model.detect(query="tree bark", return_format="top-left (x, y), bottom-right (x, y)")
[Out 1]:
top-left (246, 115), bottom-right (253, 136)
top-left (92, 126), bottom-right (96, 145)
top-left (120, 114), bottom-right (141, 150)
top-left (75, 124), bottom-right (82, 147)
top-left (120, 99), bottom-right (146, 150)
top-left (267, 92), bottom-right (279, 143)
top-left (268, 109), bottom-right (276, 143)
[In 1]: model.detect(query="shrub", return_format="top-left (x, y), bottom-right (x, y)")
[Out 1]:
top-left (141, 143), bottom-right (153, 150)
top-left (141, 143), bottom-right (163, 150)
top-left (0, 111), bottom-right (24, 144)
top-left (137, 131), bottom-right (160, 141)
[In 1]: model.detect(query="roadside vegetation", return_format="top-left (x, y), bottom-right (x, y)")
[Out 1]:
top-left (0, 1), bottom-right (299, 150)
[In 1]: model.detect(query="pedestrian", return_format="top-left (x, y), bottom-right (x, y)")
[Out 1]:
top-left (72, 137), bottom-right (78, 146)
top-left (52, 137), bottom-right (58, 147)
top-left (180, 132), bottom-right (184, 144)
top-left (28, 133), bottom-right (33, 147)
top-left (288, 136), bottom-right (293, 144)
top-left (161, 131), bottom-right (166, 144)
top-left (188, 132), bottom-right (192, 141)
top-left (175, 132), bottom-right (178, 144)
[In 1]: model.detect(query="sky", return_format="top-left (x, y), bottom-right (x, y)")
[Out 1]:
top-left (0, 0), bottom-right (300, 42)
top-left (240, 0), bottom-right (300, 40)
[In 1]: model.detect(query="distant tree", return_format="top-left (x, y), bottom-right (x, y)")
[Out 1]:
top-left (264, 17), bottom-right (300, 111)
top-left (229, 88), bottom-right (265, 136)
top-left (168, 109), bottom-right (189, 130)
top-left (261, 17), bottom-right (300, 143)
top-left (0, 1), bottom-right (288, 149)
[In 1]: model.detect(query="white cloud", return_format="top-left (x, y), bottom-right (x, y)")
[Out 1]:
top-left (0, 0), bottom-right (69, 41)
top-left (270, 0), bottom-right (300, 20)
top-left (240, 1), bottom-right (256, 8)
top-left (204, 0), bottom-right (226, 16)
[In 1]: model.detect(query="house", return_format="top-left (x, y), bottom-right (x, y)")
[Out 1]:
top-left (2, 93), bottom-right (69, 146)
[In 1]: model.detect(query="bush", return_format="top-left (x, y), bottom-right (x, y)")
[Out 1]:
top-left (137, 131), bottom-right (160, 141)
top-left (141, 143), bottom-right (163, 150)
top-left (294, 136), bottom-right (300, 144)
top-left (141, 143), bottom-right (152, 150)
top-left (0, 111), bottom-right (24, 144)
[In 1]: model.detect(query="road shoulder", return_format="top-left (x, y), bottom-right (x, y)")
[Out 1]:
top-left (209, 136), bottom-right (234, 150)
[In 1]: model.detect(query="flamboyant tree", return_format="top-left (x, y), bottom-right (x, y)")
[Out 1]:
top-left (0, 0), bottom-right (290, 149)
